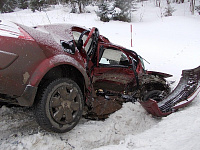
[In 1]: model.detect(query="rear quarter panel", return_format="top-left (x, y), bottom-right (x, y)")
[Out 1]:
top-left (0, 36), bottom-right (46, 96)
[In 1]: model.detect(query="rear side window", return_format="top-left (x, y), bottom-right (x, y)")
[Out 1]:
top-left (72, 31), bottom-right (81, 41)
top-left (72, 30), bottom-right (92, 53)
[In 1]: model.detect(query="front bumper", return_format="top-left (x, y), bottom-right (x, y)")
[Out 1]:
top-left (140, 66), bottom-right (200, 117)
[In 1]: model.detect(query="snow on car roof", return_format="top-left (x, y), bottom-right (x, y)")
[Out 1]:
top-left (0, 20), bottom-right (21, 38)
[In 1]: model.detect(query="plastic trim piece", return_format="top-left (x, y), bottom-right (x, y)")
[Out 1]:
top-left (17, 85), bottom-right (37, 106)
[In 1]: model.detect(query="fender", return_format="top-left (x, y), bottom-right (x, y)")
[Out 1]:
top-left (17, 54), bottom-right (90, 107)
top-left (29, 54), bottom-right (90, 88)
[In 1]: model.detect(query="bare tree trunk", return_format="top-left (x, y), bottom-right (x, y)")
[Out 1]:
top-left (156, 0), bottom-right (161, 7)
top-left (78, 1), bottom-right (82, 13)
top-left (190, 0), bottom-right (195, 15)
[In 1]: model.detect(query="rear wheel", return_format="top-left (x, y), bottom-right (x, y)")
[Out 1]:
top-left (35, 78), bottom-right (83, 133)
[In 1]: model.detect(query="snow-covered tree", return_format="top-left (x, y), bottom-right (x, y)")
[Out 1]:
top-left (17, 0), bottom-right (29, 9)
top-left (113, 0), bottom-right (136, 22)
top-left (96, 2), bottom-right (112, 22)
top-left (70, 0), bottom-right (89, 13)
top-left (97, 0), bottom-right (136, 22)
top-left (30, 0), bottom-right (47, 12)
top-left (164, 0), bottom-right (175, 16)
top-left (175, 0), bottom-right (184, 4)
top-left (195, 5), bottom-right (200, 15)
top-left (0, 0), bottom-right (17, 13)
top-left (46, 0), bottom-right (58, 5)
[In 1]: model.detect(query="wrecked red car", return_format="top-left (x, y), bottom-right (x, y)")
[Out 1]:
top-left (0, 20), bottom-right (200, 133)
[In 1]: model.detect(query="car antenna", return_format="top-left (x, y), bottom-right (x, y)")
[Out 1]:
top-left (45, 11), bottom-right (51, 24)
top-left (139, 55), bottom-right (150, 64)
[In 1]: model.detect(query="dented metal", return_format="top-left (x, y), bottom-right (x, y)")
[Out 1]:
top-left (140, 66), bottom-right (200, 117)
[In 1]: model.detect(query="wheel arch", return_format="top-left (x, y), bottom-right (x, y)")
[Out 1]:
top-left (37, 64), bottom-right (86, 95)
top-left (139, 74), bottom-right (171, 100)
top-left (18, 55), bottom-right (89, 107)
top-left (141, 82), bottom-right (169, 92)
top-left (29, 55), bottom-right (89, 87)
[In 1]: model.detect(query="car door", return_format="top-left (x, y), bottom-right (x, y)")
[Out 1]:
top-left (92, 44), bottom-right (137, 93)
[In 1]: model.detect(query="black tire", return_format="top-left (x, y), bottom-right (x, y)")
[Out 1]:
top-left (34, 78), bottom-right (83, 133)
top-left (143, 90), bottom-right (167, 102)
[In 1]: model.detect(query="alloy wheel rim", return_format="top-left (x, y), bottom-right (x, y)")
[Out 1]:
top-left (49, 84), bottom-right (80, 125)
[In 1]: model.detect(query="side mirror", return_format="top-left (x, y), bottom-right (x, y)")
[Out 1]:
top-left (61, 40), bottom-right (75, 54)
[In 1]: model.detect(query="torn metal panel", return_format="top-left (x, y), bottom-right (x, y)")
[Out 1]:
top-left (89, 96), bottom-right (122, 119)
top-left (140, 66), bottom-right (200, 117)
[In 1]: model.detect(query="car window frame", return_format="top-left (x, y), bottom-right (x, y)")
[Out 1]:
top-left (97, 44), bottom-right (131, 68)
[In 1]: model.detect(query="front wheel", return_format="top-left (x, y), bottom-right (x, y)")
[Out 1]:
top-left (35, 78), bottom-right (83, 133)
top-left (143, 90), bottom-right (167, 102)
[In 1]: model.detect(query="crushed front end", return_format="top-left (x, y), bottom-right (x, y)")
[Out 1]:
top-left (140, 66), bottom-right (200, 117)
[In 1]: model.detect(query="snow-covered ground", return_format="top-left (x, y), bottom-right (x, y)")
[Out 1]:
top-left (0, 1), bottom-right (200, 150)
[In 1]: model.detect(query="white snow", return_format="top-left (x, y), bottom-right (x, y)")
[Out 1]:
top-left (0, 20), bottom-right (21, 38)
top-left (0, 1), bottom-right (200, 150)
